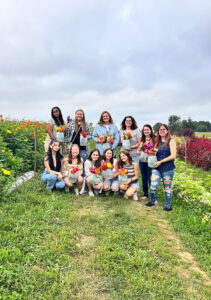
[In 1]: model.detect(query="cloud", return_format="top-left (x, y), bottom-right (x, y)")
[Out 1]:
top-left (0, 0), bottom-right (211, 126)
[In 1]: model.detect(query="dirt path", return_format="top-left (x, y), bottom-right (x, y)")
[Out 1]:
top-left (135, 201), bottom-right (211, 289)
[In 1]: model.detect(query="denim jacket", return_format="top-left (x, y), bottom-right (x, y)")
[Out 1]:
top-left (64, 120), bottom-right (92, 150)
top-left (92, 123), bottom-right (119, 155)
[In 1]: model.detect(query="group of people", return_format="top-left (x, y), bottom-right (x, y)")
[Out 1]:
top-left (42, 107), bottom-right (176, 211)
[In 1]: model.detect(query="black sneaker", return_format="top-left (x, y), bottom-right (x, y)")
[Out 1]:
top-left (145, 202), bottom-right (154, 207)
top-left (163, 207), bottom-right (172, 211)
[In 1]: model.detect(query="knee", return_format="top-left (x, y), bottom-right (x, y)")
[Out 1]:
top-left (103, 184), bottom-right (109, 190)
top-left (120, 185), bottom-right (127, 191)
top-left (56, 180), bottom-right (65, 189)
top-left (112, 185), bottom-right (118, 191)
top-left (48, 174), bottom-right (57, 181)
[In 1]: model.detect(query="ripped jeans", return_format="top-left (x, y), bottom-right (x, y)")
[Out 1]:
top-left (150, 168), bottom-right (175, 208)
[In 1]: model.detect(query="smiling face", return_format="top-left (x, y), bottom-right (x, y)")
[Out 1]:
top-left (75, 110), bottom-right (84, 122)
top-left (51, 141), bottom-right (60, 152)
top-left (143, 126), bottom-right (151, 137)
top-left (52, 108), bottom-right (60, 119)
top-left (102, 113), bottom-right (110, 124)
top-left (120, 152), bottom-right (128, 163)
top-left (125, 117), bottom-right (132, 128)
top-left (91, 150), bottom-right (100, 162)
top-left (159, 125), bottom-right (168, 137)
top-left (105, 149), bottom-right (112, 161)
top-left (71, 145), bottom-right (80, 158)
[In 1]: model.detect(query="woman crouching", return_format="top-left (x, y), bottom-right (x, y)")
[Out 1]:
top-left (62, 144), bottom-right (84, 196)
top-left (41, 140), bottom-right (65, 191)
top-left (118, 150), bottom-right (139, 201)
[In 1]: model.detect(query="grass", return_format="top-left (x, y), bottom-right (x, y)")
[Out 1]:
top-left (195, 132), bottom-right (211, 139)
top-left (0, 175), bottom-right (210, 299)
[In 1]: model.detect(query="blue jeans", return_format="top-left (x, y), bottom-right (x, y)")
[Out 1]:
top-left (41, 170), bottom-right (65, 190)
top-left (139, 161), bottom-right (152, 197)
top-left (150, 169), bottom-right (175, 208)
top-left (81, 149), bottom-right (88, 177)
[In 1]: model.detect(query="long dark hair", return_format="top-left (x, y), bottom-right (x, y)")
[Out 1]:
top-left (103, 148), bottom-right (114, 165)
top-left (87, 149), bottom-right (102, 168)
top-left (44, 140), bottom-right (63, 172)
top-left (155, 124), bottom-right (171, 148)
top-left (121, 116), bottom-right (138, 130)
top-left (98, 111), bottom-right (114, 126)
top-left (141, 124), bottom-right (156, 144)
top-left (68, 144), bottom-right (82, 165)
top-left (51, 107), bottom-right (65, 126)
top-left (117, 150), bottom-right (133, 169)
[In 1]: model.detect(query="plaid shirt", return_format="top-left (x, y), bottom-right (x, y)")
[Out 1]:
top-left (64, 120), bottom-right (92, 149)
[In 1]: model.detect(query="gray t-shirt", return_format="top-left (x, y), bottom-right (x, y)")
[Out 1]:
top-left (119, 128), bottom-right (142, 157)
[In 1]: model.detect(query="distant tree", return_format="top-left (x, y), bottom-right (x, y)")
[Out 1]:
top-left (168, 115), bottom-right (181, 132)
top-left (181, 117), bottom-right (196, 130)
top-left (198, 124), bottom-right (208, 132)
top-left (153, 122), bottom-right (162, 132)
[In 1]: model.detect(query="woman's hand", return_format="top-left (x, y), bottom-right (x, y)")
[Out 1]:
top-left (154, 161), bottom-right (162, 168)
top-left (57, 172), bottom-right (63, 181)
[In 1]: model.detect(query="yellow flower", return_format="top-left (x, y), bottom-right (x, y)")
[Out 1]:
top-left (1, 150), bottom-right (5, 152)
top-left (107, 163), bottom-right (112, 168)
top-left (2, 169), bottom-right (11, 175)
top-left (24, 139), bottom-right (28, 142)
top-left (42, 141), bottom-right (45, 143)
top-left (7, 130), bottom-right (12, 134)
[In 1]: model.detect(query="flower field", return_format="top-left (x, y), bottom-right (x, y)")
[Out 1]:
top-left (0, 115), bottom-right (46, 198)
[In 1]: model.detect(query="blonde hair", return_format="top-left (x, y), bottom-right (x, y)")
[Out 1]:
top-left (75, 109), bottom-right (86, 133)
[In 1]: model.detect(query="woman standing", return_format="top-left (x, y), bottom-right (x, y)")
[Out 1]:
top-left (137, 124), bottom-right (155, 200)
top-left (119, 116), bottom-right (141, 164)
top-left (85, 149), bottom-right (103, 197)
top-left (64, 109), bottom-right (92, 164)
top-left (44, 107), bottom-right (65, 152)
top-left (145, 124), bottom-right (176, 211)
top-left (41, 140), bottom-right (65, 191)
top-left (118, 150), bottom-right (139, 201)
top-left (92, 111), bottom-right (119, 156)
top-left (62, 144), bottom-right (84, 195)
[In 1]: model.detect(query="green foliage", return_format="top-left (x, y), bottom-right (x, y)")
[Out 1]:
top-left (168, 115), bottom-right (182, 132)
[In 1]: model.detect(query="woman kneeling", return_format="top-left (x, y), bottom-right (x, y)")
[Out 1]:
top-left (102, 148), bottom-right (119, 196)
top-left (118, 150), bottom-right (139, 201)
top-left (85, 149), bottom-right (103, 197)
top-left (62, 144), bottom-right (84, 195)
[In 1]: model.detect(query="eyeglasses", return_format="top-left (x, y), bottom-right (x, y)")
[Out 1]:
top-left (159, 128), bottom-right (167, 132)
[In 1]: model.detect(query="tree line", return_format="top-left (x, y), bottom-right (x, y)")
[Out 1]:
top-left (153, 115), bottom-right (211, 133)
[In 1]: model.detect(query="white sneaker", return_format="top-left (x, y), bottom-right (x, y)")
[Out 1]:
top-left (88, 190), bottom-right (94, 197)
top-left (133, 192), bottom-right (138, 201)
top-left (65, 186), bottom-right (70, 192)
top-left (74, 188), bottom-right (79, 196)
top-left (124, 193), bottom-right (128, 199)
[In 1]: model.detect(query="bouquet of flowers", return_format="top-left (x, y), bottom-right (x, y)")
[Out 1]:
top-left (90, 167), bottom-right (101, 184)
top-left (118, 168), bottom-right (129, 184)
top-left (68, 167), bottom-right (79, 183)
top-left (80, 132), bottom-right (88, 146)
top-left (102, 162), bottom-right (115, 179)
top-left (98, 132), bottom-right (114, 151)
top-left (56, 126), bottom-right (65, 142)
top-left (122, 132), bottom-right (133, 150)
top-left (139, 142), bottom-right (158, 167)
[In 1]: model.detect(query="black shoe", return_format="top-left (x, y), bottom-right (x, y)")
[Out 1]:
top-left (163, 207), bottom-right (172, 211)
top-left (145, 202), bottom-right (154, 207)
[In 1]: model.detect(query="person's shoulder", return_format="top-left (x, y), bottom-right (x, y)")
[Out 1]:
top-left (48, 118), bottom-right (55, 125)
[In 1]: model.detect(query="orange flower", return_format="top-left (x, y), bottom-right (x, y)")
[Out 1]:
top-left (95, 168), bottom-right (101, 174)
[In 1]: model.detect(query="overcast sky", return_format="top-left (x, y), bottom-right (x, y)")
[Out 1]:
top-left (0, 0), bottom-right (211, 128)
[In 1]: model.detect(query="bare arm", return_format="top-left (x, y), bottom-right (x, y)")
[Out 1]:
top-left (46, 123), bottom-right (55, 139)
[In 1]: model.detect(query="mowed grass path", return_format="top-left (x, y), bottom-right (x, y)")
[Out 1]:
top-left (0, 175), bottom-right (210, 299)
